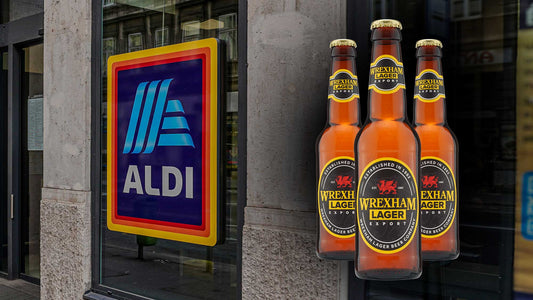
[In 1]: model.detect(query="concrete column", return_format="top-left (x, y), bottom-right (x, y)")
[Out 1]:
top-left (243, 0), bottom-right (347, 298)
top-left (41, 0), bottom-right (92, 298)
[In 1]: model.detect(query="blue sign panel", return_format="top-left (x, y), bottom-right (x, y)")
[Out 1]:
top-left (107, 39), bottom-right (222, 246)
top-left (116, 60), bottom-right (204, 226)
top-left (522, 171), bottom-right (533, 240)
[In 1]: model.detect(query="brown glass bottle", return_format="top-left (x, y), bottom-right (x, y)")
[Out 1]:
top-left (316, 39), bottom-right (361, 260)
top-left (354, 19), bottom-right (421, 280)
top-left (414, 39), bottom-right (459, 261)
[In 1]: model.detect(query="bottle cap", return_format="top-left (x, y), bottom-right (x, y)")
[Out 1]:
top-left (416, 39), bottom-right (443, 48)
top-left (370, 19), bottom-right (402, 30)
top-left (329, 39), bottom-right (357, 48)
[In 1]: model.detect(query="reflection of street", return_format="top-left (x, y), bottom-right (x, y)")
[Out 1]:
top-left (103, 229), bottom-right (237, 299)
top-left (0, 278), bottom-right (39, 299)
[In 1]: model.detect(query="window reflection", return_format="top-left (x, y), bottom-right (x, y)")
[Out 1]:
top-left (101, 1), bottom-right (238, 299)
top-left (155, 27), bottom-right (169, 47)
top-left (182, 21), bottom-right (201, 42)
top-left (22, 44), bottom-right (44, 279)
top-left (352, 0), bottom-right (518, 298)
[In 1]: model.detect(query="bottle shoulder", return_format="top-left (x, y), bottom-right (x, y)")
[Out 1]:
top-left (357, 120), bottom-right (418, 140)
top-left (318, 124), bottom-right (359, 146)
top-left (414, 124), bottom-right (457, 145)
top-left (319, 124), bottom-right (360, 140)
top-left (356, 120), bottom-right (419, 151)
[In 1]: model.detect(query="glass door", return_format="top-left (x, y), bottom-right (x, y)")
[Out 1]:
top-left (0, 50), bottom-right (8, 274)
top-left (21, 43), bottom-right (43, 280)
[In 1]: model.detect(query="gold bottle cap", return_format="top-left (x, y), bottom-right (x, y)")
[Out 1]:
top-left (329, 39), bottom-right (357, 48)
top-left (370, 19), bottom-right (403, 30)
top-left (416, 39), bottom-right (443, 48)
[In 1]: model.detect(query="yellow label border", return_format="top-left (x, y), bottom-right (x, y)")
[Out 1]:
top-left (368, 55), bottom-right (405, 94)
top-left (328, 69), bottom-right (360, 103)
top-left (420, 156), bottom-right (457, 239)
top-left (414, 69), bottom-right (445, 103)
top-left (370, 54), bottom-right (404, 67)
top-left (318, 156), bottom-right (356, 239)
top-left (356, 157), bottom-right (419, 254)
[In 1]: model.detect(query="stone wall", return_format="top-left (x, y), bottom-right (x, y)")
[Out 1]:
top-left (243, 0), bottom-right (348, 298)
top-left (40, 0), bottom-right (93, 298)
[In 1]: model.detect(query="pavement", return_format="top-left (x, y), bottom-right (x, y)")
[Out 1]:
top-left (0, 277), bottom-right (39, 300)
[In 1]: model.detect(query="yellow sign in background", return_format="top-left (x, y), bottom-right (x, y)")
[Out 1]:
top-left (515, 27), bottom-right (533, 294)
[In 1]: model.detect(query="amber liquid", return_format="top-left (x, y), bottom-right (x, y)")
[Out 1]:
top-left (414, 46), bottom-right (459, 261)
top-left (354, 27), bottom-right (421, 279)
top-left (316, 46), bottom-right (360, 260)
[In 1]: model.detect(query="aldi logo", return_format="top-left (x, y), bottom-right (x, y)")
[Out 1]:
top-left (123, 79), bottom-right (195, 154)
top-left (107, 39), bottom-right (222, 246)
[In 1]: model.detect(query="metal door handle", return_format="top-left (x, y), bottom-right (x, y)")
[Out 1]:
top-left (10, 194), bottom-right (14, 219)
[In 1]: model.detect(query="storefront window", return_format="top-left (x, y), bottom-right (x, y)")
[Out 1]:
top-left (99, 1), bottom-right (239, 299)
top-left (349, 0), bottom-right (520, 298)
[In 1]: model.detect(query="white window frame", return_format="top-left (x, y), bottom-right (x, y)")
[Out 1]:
top-left (102, 37), bottom-right (116, 75)
top-left (451, 0), bottom-right (482, 21)
top-left (218, 13), bottom-right (238, 61)
top-left (103, 0), bottom-right (115, 8)
top-left (155, 27), bottom-right (170, 47)
top-left (181, 20), bottom-right (201, 42)
top-left (128, 32), bottom-right (144, 53)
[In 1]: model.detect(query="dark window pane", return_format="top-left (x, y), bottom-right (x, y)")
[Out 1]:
top-left (349, 0), bottom-right (519, 298)
top-left (0, 51), bottom-right (7, 274)
top-left (21, 43), bottom-right (43, 279)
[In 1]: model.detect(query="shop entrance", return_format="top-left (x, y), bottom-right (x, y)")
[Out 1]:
top-left (0, 5), bottom-right (43, 284)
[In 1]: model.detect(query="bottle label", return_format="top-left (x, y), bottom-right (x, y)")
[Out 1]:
top-left (328, 69), bottom-right (360, 103)
top-left (414, 69), bottom-right (445, 103)
top-left (368, 55), bottom-right (405, 94)
top-left (420, 157), bottom-right (456, 238)
top-left (318, 157), bottom-right (356, 238)
top-left (357, 158), bottom-right (418, 253)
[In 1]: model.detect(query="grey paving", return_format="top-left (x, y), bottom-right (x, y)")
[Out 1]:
top-left (0, 278), bottom-right (39, 300)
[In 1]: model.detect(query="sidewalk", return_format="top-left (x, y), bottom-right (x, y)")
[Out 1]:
top-left (0, 277), bottom-right (39, 300)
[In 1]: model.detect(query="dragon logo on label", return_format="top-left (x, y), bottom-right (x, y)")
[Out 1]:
top-left (357, 158), bottom-right (419, 254)
top-left (368, 55), bottom-right (406, 94)
top-left (420, 157), bottom-right (457, 238)
top-left (377, 180), bottom-right (397, 194)
top-left (422, 175), bottom-right (439, 188)
top-left (318, 157), bottom-right (356, 238)
top-left (336, 176), bottom-right (353, 188)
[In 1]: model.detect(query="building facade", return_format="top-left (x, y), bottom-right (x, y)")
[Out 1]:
top-left (0, 0), bottom-right (530, 299)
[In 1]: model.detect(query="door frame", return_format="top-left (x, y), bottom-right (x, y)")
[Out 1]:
top-left (0, 12), bottom-right (43, 283)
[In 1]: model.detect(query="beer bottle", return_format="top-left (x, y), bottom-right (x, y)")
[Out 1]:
top-left (354, 19), bottom-right (421, 279)
top-left (316, 39), bottom-right (361, 260)
top-left (414, 39), bottom-right (459, 261)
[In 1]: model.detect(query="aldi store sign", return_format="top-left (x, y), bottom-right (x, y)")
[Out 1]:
top-left (107, 38), bottom-right (222, 246)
